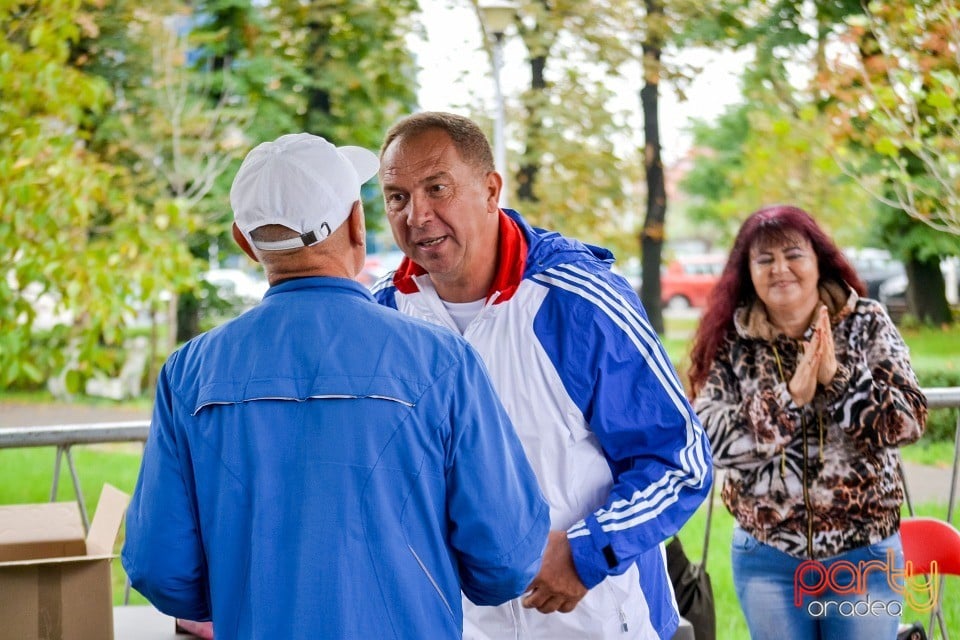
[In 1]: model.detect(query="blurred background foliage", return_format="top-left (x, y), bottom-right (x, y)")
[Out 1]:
top-left (1, 0), bottom-right (958, 393)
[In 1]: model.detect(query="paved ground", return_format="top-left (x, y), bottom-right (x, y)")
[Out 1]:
top-left (0, 400), bottom-right (150, 427)
top-left (1, 399), bottom-right (956, 508)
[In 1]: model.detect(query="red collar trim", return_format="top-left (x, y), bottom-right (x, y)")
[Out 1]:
top-left (392, 210), bottom-right (527, 303)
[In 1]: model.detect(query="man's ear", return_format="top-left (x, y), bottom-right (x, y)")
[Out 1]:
top-left (232, 223), bottom-right (260, 263)
top-left (347, 200), bottom-right (366, 247)
top-left (485, 171), bottom-right (503, 212)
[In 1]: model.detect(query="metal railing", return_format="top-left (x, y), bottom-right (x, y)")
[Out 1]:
top-left (2, 388), bottom-right (958, 527)
top-left (908, 387), bottom-right (960, 524)
top-left (0, 420), bottom-right (149, 531)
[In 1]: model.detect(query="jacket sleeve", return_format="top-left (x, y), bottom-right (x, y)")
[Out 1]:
top-left (539, 274), bottom-right (712, 590)
top-left (444, 342), bottom-right (551, 605)
top-left (692, 336), bottom-right (807, 470)
top-left (819, 303), bottom-right (927, 447)
top-left (121, 357), bottom-right (211, 621)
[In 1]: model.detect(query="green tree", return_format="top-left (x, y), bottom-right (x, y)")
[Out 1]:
top-left (107, 8), bottom-right (254, 344)
top-left (470, 0), bottom-right (643, 257)
top-left (150, 0), bottom-right (420, 340)
top-left (465, 0), bottom-right (714, 332)
top-left (676, 0), bottom-right (957, 323)
top-left (820, 0), bottom-right (960, 323)
top-left (825, 0), bottom-right (960, 236)
top-left (680, 98), bottom-right (875, 248)
top-left (183, 0), bottom-right (420, 233)
top-left (156, 1), bottom-right (309, 342)
top-left (0, 0), bottom-right (195, 390)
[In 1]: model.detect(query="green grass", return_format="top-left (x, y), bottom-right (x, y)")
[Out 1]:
top-left (901, 438), bottom-right (958, 467)
top-left (899, 324), bottom-right (960, 373)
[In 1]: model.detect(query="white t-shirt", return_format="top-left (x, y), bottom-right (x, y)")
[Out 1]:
top-left (440, 298), bottom-right (485, 334)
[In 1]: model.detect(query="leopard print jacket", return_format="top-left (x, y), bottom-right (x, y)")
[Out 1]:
top-left (692, 282), bottom-right (928, 559)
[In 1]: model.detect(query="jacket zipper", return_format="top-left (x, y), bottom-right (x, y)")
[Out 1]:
top-left (603, 582), bottom-right (629, 633)
top-left (773, 342), bottom-right (815, 558)
top-left (801, 412), bottom-right (814, 558)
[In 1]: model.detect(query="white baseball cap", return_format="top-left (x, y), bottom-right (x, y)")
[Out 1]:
top-left (230, 133), bottom-right (379, 251)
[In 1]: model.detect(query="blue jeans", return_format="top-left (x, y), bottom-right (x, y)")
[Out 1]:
top-left (731, 526), bottom-right (904, 640)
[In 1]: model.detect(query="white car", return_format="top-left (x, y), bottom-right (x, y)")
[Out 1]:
top-left (202, 268), bottom-right (269, 307)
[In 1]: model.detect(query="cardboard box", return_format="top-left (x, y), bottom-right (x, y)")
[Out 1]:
top-left (0, 484), bottom-right (130, 640)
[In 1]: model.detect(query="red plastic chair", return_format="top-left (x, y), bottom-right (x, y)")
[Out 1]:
top-left (901, 517), bottom-right (960, 576)
top-left (900, 517), bottom-right (960, 639)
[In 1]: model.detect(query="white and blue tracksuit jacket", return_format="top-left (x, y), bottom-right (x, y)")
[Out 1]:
top-left (122, 277), bottom-right (550, 639)
top-left (373, 210), bottom-right (713, 639)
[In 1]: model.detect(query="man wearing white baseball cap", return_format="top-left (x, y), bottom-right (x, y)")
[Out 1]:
top-left (230, 132), bottom-right (380, 256)
top-left (123, 132), bottom-right (550, 640)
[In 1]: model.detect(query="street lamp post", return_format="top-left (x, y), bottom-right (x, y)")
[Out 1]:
top-left (478, 1), bottom-right (515, 207)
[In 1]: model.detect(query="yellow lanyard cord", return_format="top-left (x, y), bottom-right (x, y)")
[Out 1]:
top-left (772, 344), bottom-right (786, 383)
top-left (817, 412), bottom-right (825, 463)
top-left (772, 345), bottom-right (788, 479)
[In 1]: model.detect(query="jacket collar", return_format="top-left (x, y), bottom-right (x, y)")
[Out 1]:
top-left (392, 210), bottom-right (528, 303)
top-left (265, 275), bottom-right (375, 301)
top-left (733, 280), bottom-right (858, 341)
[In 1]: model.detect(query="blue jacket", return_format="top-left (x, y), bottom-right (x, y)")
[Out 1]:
top-left (122, 277), bottom-right (550, 639)
top-left (374, 210), bottom-right (713, 639)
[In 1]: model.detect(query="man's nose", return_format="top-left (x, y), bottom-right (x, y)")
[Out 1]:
top-left (406, 192), bottom-right (432, 228)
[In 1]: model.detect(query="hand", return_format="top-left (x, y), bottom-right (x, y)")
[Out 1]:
top-left (521, 530), bottom-right (588, 614)
top-left (175, 619), bottom-right (214, 639)
top-left (814, 306), bottom-right (837, 386)
top-left (789, 325), bottom-right (821, 407)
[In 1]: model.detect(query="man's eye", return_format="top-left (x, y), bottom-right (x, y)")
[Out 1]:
top-left (429, 184), bottom-right (447, 194)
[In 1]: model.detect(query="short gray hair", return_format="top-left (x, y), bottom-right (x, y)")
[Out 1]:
top-left (381, 112), bottom-right (495, 174)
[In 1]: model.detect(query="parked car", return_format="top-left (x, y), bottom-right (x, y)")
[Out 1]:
top-left (843, 248), bottom-right (905, 300)
top-left (660, 253), bottom-right (726, 310)
top-left (357, 251), bottom-right (405, 288)
top-left (878, 257), bottom-right (960, 321)
top-left (202, 268), bottom-right (269, 309)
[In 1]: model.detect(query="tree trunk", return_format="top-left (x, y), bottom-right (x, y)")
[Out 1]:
top-left (906, 257), bottom-right (952, 325)
top-left (639, 0), bottom-right (665, 335)
top-left (176, 292), bottom-right (202, 343)
top-left (518, 54), bottom-right (546, 204)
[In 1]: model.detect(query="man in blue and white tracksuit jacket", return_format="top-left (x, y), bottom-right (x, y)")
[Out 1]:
top-left (373, 207), bottom-right (713, 639)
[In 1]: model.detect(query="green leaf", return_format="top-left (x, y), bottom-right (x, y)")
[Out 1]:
top-left (926, 90), bottom-right (953, 111)
top-left (874, 137), bottom-right (900, 157)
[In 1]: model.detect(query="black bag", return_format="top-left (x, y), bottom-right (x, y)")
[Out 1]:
top-left (667, 478), bottom-right (717, 640)
top-left (666, 536), bottom-right (716, 640)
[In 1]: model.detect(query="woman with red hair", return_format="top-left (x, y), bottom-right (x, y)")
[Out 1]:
top-left (688, 204), bottom-right (928, 639)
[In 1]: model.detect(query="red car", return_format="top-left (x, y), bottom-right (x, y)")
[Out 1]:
top-left (660, 254), bottom-right (726, 310)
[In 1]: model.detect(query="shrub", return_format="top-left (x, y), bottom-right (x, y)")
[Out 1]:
top-left (915, 366), bottom-right (960, 442)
